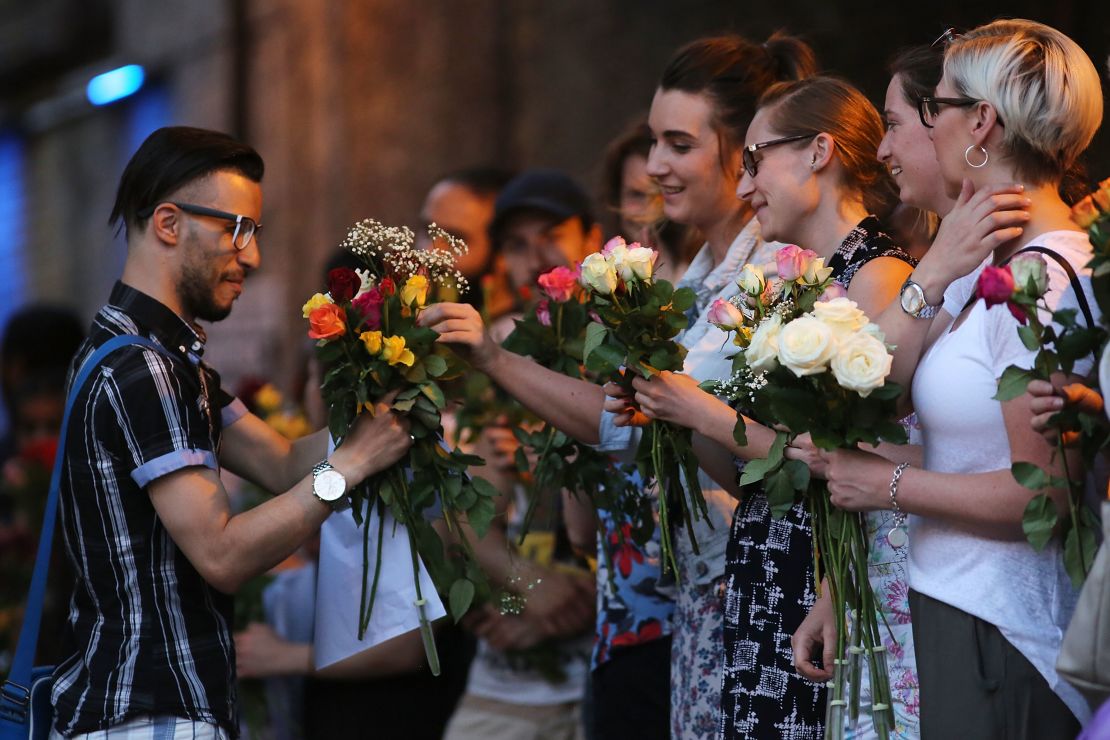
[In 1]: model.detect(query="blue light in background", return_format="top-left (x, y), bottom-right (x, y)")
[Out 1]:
top-left (0, 131), bottom-right (26, 437)
top-left (86, 65), bottom-right (145, 106)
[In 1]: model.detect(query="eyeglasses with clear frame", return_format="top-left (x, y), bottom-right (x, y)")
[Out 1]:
top-left (916, 96), bottom-right (980, 128)
top-left (742, 134), bottom-right (817, 178)
top-left (930, 27), bottom-right (962, 48)
top-left (137, 202), bottom-right (262, 250)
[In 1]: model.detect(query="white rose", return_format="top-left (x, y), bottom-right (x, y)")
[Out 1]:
top-left (777, 315), bottom-right (837, 377)
top-left (812, 297), bottom-right (868, 338)
top-left (831, 332), bottom-right (893, 397)
top-left (745, 313), bottom-right (782, 373)
top-left (859, 322), bottom-right (887, 344)
top-left (737, 263), bottom-right (766, 295)
top-left (624, 246), bottom-right (656, 281)
top-left (579, 253), bottom-right (618, 295)
top-left (801, 257), bottom-right (834, 286)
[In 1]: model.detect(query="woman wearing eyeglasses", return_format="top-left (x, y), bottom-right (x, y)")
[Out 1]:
top-left (808, 20), bottom-right (1102, 737)
top-left (421, 33), bottom-right (816, 738)
top-left (610, 76), bottom-right (917, 738)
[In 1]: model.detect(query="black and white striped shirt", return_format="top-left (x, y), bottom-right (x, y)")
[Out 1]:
top-left (51, 282), bottom-right (247, 737)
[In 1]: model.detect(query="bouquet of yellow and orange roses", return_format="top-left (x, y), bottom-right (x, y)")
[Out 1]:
top-left (303, 220), bottom-right (498, 673)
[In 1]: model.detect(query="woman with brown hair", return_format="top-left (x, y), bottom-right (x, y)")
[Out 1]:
top-left (608, 76), bottom-right (917, 738)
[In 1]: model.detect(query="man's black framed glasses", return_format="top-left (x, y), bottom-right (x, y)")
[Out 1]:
top-left (742, 134), bottom-right (816, 177)
top-left (916, 96), bottom-right (980, 128)
top-left (137, 202), bottom-right (261, 250)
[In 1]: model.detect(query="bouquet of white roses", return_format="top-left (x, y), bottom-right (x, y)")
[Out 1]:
top-left (708, 246), bottom-right (906, 740)
top-left (578, 236), bottom-right (699, 577)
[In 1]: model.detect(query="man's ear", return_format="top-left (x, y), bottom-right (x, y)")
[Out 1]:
top-left (148, 204), bottom-right (182, 246)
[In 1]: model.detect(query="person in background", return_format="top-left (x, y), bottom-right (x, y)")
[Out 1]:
top-left (599, 120), bottom-right (699, 283)
top-left (417, 167), bottom-right (516, 319)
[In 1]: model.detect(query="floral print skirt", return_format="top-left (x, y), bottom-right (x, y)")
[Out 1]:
top-left (671, 541), bottom-right (727, 739)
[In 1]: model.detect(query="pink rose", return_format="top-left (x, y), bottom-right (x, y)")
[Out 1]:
top-left (602, 236), bottom-right (628, 257)
top-left (976, 265), bottom-right (1016, 307)
top-left (775, 245), bottom-right (819, 282)
top-left (352, 287), bottom-right (385, 330)
top-left (538, 266), bottom-right (579, 302)
top-left (536, 298), bottom-right (552, 327)
top-left (707, 298), bottom-right (744, 330)
top-left (818, 281), bottom-right (849, 302)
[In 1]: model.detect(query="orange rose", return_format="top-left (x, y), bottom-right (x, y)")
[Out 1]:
top-left (1073, 195), bottom-right (1099, 230)
top-left (308, 304), bottom-right (347, 340)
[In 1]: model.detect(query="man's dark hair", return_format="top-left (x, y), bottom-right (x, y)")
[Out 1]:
top-left (439, 167), bottom-right (516, 200)
top-left (109, 126), bottom-right (264, 239)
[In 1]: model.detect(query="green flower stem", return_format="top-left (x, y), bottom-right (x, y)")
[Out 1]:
top-left (650, 423), bottom-right (679, 578)
top-left (358, 497), bottom-right (387, 638)
top-left (1058, 435), bottom-right (1090, 578)
top-left (394, 468), bottom-right (441, 676)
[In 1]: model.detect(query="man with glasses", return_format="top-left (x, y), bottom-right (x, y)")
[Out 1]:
top-left (49, 126), bottom-right (413, 739)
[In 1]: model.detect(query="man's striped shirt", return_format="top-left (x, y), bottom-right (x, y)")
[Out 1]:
top-left (51, 282), bottom-right (246, 737)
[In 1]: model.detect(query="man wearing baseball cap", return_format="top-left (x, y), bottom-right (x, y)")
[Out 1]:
top-left (490, 169), bottom-right (603, 298)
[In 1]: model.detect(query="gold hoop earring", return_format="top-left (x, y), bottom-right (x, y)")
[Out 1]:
top-left (964, 144), bottom-right (989, 168)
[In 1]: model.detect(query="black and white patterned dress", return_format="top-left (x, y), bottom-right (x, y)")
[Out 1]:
top-left (717, 217), bottom-right (916, 740)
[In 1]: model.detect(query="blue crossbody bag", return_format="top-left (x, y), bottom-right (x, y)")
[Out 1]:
top-left (0, 335), bottom-right (170, 740)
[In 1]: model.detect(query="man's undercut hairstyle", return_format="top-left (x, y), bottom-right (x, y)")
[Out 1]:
top-left (109, 126), bottom-right (264, 239)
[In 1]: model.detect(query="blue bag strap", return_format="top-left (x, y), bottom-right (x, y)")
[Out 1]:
top-left (0, 334), bottom-right (168, 708)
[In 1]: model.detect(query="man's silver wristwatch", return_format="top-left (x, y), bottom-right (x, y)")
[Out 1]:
top-left (899, 278), bottom-right (942, 320)
top-left (311, 460), bottom-right (348, 509)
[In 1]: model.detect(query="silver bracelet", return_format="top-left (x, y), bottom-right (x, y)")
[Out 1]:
top-left (886, 462), bottom-right (911, 548)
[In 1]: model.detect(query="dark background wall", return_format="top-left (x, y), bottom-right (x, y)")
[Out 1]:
top-left (1, 0), bottom-right (1107, 393)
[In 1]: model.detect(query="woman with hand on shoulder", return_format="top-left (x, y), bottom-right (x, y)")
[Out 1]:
top-left (421, 33), bottom-right (816, 738)
top-left (613, 76), bottom-right (918, 738)
top-left (812, 20), bottom-right (1102, 737)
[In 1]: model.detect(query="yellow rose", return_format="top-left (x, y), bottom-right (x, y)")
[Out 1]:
top-left (777, 315), bottom-right (837, 377)
top-left (1073, 196), bottom-right (1099, 229)
top-left (360, 330), bottom-right (383, 355)
top-left (301, 292), bottom-right (333, 318)
top-left (401, 275), bottom-right (430, 308)
top-left (579, 253), bottom-right (618, 294)
top-left (381, 335), bottom-right (415, 367)
top-left (830, 333), bottom-right (893, 397)
top-left (254, 383), bottom-right (283, 414)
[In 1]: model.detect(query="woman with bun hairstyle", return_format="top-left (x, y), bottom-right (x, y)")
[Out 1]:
top-left (811, 19), bottom-right (1102, 736)
top-left (422, 32), bottom-right (817, 737)
top-left (612, 75), bottom-right (917, 738)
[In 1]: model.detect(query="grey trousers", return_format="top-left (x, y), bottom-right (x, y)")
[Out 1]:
top-left (909, 589), bottom-right (1081, 739)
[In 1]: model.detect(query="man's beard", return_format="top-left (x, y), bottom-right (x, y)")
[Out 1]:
top-left (178, 262), bottom-right (234, 322)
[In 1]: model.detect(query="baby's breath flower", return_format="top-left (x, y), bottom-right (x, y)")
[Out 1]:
top-left (339, 219), bottom-right (470, 293)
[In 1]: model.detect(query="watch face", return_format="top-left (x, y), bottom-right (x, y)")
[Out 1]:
top-left (314, 469), bottom-right (347, 502)
top-left (901, 283), bottom-right (924, 314)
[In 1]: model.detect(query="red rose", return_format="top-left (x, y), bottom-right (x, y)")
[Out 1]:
top-left (380, 277), bottom-right (396, 295)
top-left (976, 265), bottom-right (1015, 307)
top-left (1007, 301), bottom-right (1029, 324)
top-left (352, 287), bottom-right (385, 330)
top-left (327, 268), bottom-right (361, 303)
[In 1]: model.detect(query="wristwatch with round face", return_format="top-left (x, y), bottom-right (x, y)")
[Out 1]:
top-left (899, 278), bottom-right (942, 320)
top-left (311, 460), bottom-right (347, 508)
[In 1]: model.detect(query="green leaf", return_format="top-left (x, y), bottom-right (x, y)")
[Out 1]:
top-left (420, 382), bottom-right (446, 409)
top-left (765, 467), bottom-right (798, 519)
top-left (738, 433), bottom-right (787, 486)
top-left (671, 287), bottom-right (696, 313)
top-left (1021, 493), bottom-right (1057, 551)
top-left (784, 458), bottom-right (810, 491)
top-left (583, 322), bottom-right (608, 365)
top-left (585, 343), bottom-right (625, 377)
top-left (994, 365), bottom-right (1035, 401)
top-left (1017, 325), bottom-right (1041, 352)
top-left (424, 354), bottom-right (448, 377)
top-left (448, 578), bottom-right (476, 622)
top-left (392, 397), bottom-right (417, 412)
top-left (732, 416), bottom-right (748, 447)
top-left (1064, 515), bottom-right (1099, 587)
top-left (1011, 461), bottom-right (1050, 490)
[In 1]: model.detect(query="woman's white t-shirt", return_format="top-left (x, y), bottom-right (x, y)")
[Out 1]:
top-left (909, 230), bottom-right (1098, 722)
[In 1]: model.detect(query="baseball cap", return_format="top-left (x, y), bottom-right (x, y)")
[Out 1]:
top-left (490, 169), bottom-right (595, 242)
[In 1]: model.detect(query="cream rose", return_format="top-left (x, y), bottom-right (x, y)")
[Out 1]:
top-left (812, 297), bottom-right (868, 338)
top-left (623, 246), bottom-right (656, 281)
top-left (746, 313), bottom-right (782, 373)
top-left (580, 253), bottom-right (618, 294)
top-left (737, 263), bottom-right (766, 296)
top-left (777, 315), bottom-right (837, 376)
top-left (801, 257), bottom-right (833, 286)
top-left (831, 332), bottom-right (893, 397)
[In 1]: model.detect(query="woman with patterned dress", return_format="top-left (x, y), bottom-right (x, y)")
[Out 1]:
top-left (620, 77), bottom-right (916, 739)
top-left (422, 33), bottom-right (817, 738)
